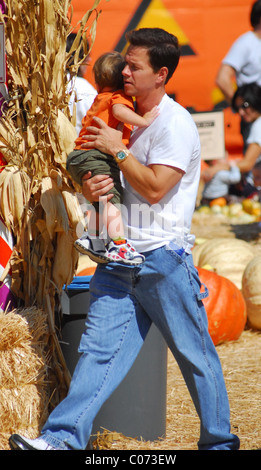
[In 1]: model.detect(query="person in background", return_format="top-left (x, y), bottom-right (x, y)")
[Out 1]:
top-left (66, 33), bottom-right (97, 136)
top-left (201, 158), bottom-right (241, 205)
top-left (216, 0), bottom-right (261, 147)
top-left (202, 82), bottom-right (261, 198)
top-left (231, 82), bottom-right (261, 196)
top-left (252, 160), bottom-right (261, 196)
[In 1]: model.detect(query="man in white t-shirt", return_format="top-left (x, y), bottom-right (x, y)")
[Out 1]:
top-left (121, 94), bottom-right (200, 253)
top-left (9, 28), bottom-right (240, 452)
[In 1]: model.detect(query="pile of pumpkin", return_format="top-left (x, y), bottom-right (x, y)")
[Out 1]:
top-left (193, 237), bottom-right (261, 346)
top-left (197, 196), bottom-right (261, 224)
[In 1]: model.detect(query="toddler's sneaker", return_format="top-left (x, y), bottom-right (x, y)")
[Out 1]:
top-left (107, 240), bottom-right (145, 265)
top-left (74, 234), bottom-right (144, 266)
top-left (74, 233), bottom-right (108, 263)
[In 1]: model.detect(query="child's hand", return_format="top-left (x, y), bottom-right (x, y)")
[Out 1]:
top-left (143, 105), bottom-right (159, 126)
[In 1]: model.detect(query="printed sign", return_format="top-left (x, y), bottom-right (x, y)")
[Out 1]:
top-left (192, 111), bottom-right (225, 160)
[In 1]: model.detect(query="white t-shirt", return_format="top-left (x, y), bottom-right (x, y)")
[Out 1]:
top-left (247, 115), bottom-right (261, 163)
top-left (222, 31), bottom-right (261, 86)
top-left (122, 94), bottom-right (201, 253)
top-left (68, 76), bottom-right (97, 136)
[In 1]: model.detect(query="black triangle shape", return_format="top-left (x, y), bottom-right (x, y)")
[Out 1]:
top-left (114, 0), bottom-right (196, 56)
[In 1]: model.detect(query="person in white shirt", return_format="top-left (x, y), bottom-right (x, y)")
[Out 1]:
top-left (66, 33), bottom-right (97, 135)
top-left (202, 82), bottom-right (261, 198)
top-left (216, 1), bottom-right (261, 105)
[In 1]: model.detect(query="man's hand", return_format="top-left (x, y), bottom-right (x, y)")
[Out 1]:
top-left (82, 171), bottom-right (114, 203)
top-left (81, 116), bottom-right (123, 156)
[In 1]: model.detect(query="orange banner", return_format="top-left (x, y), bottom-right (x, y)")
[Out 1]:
top-left (71, 0), bottom-right (254, 112)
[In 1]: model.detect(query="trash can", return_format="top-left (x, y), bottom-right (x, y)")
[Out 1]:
top-left (60, 276), bottom-right (92, 374)
top-left (60, 275), bottom-right (167, 442)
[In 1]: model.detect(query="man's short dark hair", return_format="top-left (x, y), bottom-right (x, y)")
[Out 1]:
top-left (125, 28), bottom-right (180, 84)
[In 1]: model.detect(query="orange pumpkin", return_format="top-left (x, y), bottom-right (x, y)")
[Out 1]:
top-left (76, 266), bottom-right (96, 277)
top-left (197, 267), bottom-right (247, 346)
top-left (209, 197), bottom-right (227, 207)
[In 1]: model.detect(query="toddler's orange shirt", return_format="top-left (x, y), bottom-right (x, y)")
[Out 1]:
top-left (74, 90), bottom-right (134, 149)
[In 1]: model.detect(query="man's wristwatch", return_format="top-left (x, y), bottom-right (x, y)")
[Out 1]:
top-left (114, 149), bottom-right (130, 164)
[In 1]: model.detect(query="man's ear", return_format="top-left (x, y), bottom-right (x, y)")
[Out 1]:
top-left (156, 66), bottom-right (168, 85)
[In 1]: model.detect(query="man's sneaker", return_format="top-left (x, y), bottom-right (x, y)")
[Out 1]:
top-left (9, 434), bottom-right (58, 450)
top-left (107, 240), bottom-right (145, 265)
top-left (74, 233), bottom-right (108, 263)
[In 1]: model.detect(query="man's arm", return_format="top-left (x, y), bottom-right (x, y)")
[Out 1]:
top-left (236, 143), bottom-right (261, 173)
top-left (117, 159), bottom-right (184, 205)
top-left (81, 117), bottom-right (184, 204)
top-left (215, 64), bottom-right (237, 105)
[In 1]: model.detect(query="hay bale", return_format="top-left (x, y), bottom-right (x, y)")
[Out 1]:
top-left (0, 307), bottom-right (52, 450)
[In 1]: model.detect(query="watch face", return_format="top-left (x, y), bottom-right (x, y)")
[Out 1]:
top-left (117, 151), bottom-right (126, 160)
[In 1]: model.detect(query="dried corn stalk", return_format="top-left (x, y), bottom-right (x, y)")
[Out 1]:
top-left (0, 0), bottom-right (102, 393)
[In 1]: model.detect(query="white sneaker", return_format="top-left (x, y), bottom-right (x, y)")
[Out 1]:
top-left (74, 233), bottom-right (109, 263)
top-left (9, 433), bottom-right (59, 450)
top-left (106, 240), bottom-right (145, 265)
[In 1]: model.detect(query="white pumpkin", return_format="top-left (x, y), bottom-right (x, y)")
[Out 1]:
top-left (192, 238), bottom-right (256, 289)
top-left (242, 255), bottom-right (261, 330)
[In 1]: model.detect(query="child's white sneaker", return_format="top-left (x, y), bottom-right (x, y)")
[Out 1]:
top-left (74, 233), bottom-right (108, 263)
top-left (106, 240), bottom-right (145, 265)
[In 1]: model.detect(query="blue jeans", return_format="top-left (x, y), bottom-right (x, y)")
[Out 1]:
top-left (41, 246), bottom-right (240, 450)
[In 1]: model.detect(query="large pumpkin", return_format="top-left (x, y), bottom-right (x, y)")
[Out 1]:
top-left (197, 267), bottom-right (247, 346)
top-left (76, 254), bottom-right (97, 277)
top-left (193, 238), bottom-right (255, 290)
top-left (242, 255), bottom-right (261, 330)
